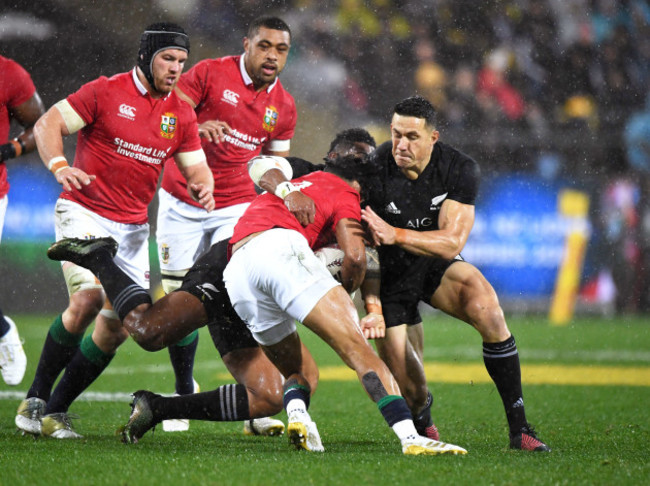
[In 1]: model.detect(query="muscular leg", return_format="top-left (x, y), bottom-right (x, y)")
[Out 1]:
top-left (431, 262), bottom-right (529, 435)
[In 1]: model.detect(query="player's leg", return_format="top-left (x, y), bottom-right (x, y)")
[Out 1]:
top-left (430, 261), bottom-right (550, 451)
top-left (16, 262), bottom-right (102, 435)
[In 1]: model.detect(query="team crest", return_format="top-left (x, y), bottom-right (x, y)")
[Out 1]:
top-left (262, 105), bottom-right (279, 133)
top-left (160, 244), bottom-right (170, 265)
top-left (160, 112), bottom-right (177, 139)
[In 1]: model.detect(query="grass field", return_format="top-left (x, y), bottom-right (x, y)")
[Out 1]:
top-left (1, 312), bottom-right (649, 485)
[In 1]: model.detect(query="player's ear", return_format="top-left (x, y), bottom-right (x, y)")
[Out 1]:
top-left (243, 37), bottom-right (250, 52)
top-left (431, 129), bottom-right (440, 145)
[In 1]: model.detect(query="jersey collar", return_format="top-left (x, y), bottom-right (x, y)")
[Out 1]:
top-left (131, 68), bottom-right (171, 99)
top-left (239, 54), bottom-right (278, 93)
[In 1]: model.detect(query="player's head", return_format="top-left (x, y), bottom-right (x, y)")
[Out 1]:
top-left (324, 153), bottom-right (379, 202)
top-left (137, 22), bottom-right (190, 94)
top-left (325, 128), bottom-right (377, 162)
top-left (243, 16), bottom-right (291, 90)
top-left (391, 95), bottom-right (440, 173)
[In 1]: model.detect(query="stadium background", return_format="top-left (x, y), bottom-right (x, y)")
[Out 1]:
top-left (1, 0), bottom-right (648, 316)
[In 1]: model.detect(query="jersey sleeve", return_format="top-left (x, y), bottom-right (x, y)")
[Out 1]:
top-left (447, 153), bottom-right (481, 206)
top-left (178, 60), bottom-right (210, 107)
top-left (287, 157), bottom-right (322, 178)
top-left (4, 60), bottom-right (36, 108)
top-left (176, 106), bottom-right (203, 154)
top-left (66, 77), bottom-right (107, 125)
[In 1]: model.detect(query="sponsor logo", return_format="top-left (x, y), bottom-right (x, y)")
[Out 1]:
top-left (385, 202), bottom-right (401, 214)
top-left (262, 105), bottom-right (279, 133)
top-left (430, 192), bottom-right (448, 210)
top-left (118, 104), bottom-right (136, 120)
top-left (222, 89), bottom-right (239, 106)
top-left (513, 397), bottom-right (524, 408)
top-left (160, 112), bottom-right (177, 139)
top-left (406, 218), bottom-right (434, 229)
top-left (197, 282), bottom-right (220, 302)
top-left (160, 244), bottom-right (170, 265)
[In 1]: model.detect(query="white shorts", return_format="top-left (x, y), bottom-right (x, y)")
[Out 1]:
top-left (156, 188), bottom-right (249, 273)
top-left (54, 198), bottom-right (150, 293)
top-left (223, 228), bottom-right (340, 346)
top-left (0, 195), bottom-right (7, 243)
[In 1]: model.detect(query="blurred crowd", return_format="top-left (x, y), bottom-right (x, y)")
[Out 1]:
top-left (186, 0), bottom-right (650, 313)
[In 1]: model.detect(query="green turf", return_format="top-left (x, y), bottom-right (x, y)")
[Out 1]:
top-left (1, 313), bottom-right (648, 485)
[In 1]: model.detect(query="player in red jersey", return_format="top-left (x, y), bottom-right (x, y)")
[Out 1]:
top-left (0, 56), bottom-right (46, 386)
top-left (15, 22), bottom-right (214, 440)
top-left (155, 16), bottom-right (296, 435)
top-left (219, 155), bottom-right (466, 455)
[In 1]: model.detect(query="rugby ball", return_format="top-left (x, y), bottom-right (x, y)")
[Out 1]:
top-left (315, 244), bottom-right (344, 281)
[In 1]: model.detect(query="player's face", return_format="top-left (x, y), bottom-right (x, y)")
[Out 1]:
top-left (151, 48), bottom-right (188, 94)
top-left (391, 114), bottom-right (439, 176)
top-left (243, 27), bottom-right (291, 90)
top-left (339, 141), bottom-right (375, 157)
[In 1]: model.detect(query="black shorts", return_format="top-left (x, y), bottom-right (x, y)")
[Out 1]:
top-left (381, 256), bottom-right (460, 328)
top-left (177, 239), bottom-right (259, 356)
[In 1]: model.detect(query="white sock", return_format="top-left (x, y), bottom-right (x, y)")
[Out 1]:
top-left (392, 419), bottom-right (419, 441)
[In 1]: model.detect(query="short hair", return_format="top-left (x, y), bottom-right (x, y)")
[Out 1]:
top-left (248, 16), bottom-right (291, 41)
top-left (393, 95), bottom-right (437, 127)
top-left (327, 128), bottom-right (377, 155)
top-left (324, 153), bottom-right (379, 201)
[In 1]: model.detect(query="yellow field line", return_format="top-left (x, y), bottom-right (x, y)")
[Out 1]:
top-left (306, 363), bottom-right (650, 386)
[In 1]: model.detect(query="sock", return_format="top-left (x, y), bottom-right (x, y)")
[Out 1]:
top-left (483, 335), bottom-right (528, 435)
top-left (412, 390), bottom-right (434, 434)
top-left (0, 308), bottom-right (9, 336)
top-left (167, 331), bottom-right (199, 395)
top-left (27, 315), bottom-right (83, 401)
top-left (82, 249), bottom-right (151, 321)
top-left (378, 395), bottom-right (418, 441)
top-left (45, 335), bottom-right (114, 414)
top-left (283, 382), bottom-right (311, 415)
top-left (150, 384), bottom-right (250, 422)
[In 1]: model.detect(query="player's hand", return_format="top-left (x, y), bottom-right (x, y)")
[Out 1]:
top-left (360, 312), bottom-right (385, 339)
top-left (198, 120), bottom-right (231, 143)
top-left (284, 191), bottom-right (315, 226)
top-left (189, 183), bottom-right (215, 212)
top-left (361, 206), bottom-right (396, 246)
top-left (55, 166), bottom-right (96, 192)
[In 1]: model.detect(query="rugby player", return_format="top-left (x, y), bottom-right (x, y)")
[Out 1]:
top-left (0, 55), bottom-right (45, 386)
top-left (15, 23), bottom-right (214, 439)
top-left (254, 96), bottom-right (551, 452)
top-left (155, 16), bottom-right (296, 435)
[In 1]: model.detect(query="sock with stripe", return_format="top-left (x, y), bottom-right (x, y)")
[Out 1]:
top-left (27, 314), bottom-right (84, 401)
top-left (149, 384), bottom-right (250, 422)
top-left (283, 382), bottom-right (311, 416)
top-left (483, 335), bottom-right (528, 434)
top-left (378, 395), bottom-right (419, 440)
top-left (45, 335), bottom-right (114, 414)
top-left (168, 331), bottom-right (199, 395)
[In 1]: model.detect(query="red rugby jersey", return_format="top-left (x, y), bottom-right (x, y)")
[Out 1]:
top-left (0, 56), bottom-right (37, 198)
top-left (61, 69), bottom-right (202, 224)
top-left (230, 171), bottom-right (360, 251)
top-left (161, 55), bottom-right (297, 209)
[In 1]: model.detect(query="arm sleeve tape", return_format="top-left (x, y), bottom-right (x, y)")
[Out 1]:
top-left (248, 155), bottom-right (293, 186)
top-left (54, 100), bottom-right (86, 134)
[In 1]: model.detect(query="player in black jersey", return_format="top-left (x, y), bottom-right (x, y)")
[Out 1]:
top-left (360, 96), bottom-right (550, 452)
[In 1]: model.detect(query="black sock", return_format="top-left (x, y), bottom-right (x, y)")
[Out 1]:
top-left (378, 395), bottom-right (413, 427)
top-left (283, 381), bottom-right (311, 411)
top-left (45, 335), bottom-right (114, 414)
top-left (150, 384), bottom-right (250, 422)
top-left (413, 390), bottom-right (434, 433)
top-left (83, 249), bottom-right (151, 321)
top-left (0, 308), bottom-right (9, 335)
top-left (27, 315), bottom-right (83, 401)
top-left (483, 335), bottom-right (528, 435)
top-left (167, 331), bottom-right (199, 395)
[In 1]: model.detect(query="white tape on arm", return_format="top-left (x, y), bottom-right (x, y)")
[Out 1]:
top-left (248, 155), bottom-right (293, 186)
top-left (175, 149), bottom-right (206, 168)
top-left (274, 181), bottom-right (300, 200)
top-left (54, 100), bottom-right (86, 134)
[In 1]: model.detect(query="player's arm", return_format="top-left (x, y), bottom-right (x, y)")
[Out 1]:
top-left (174, 150), bottom-right (215, 212)
top-left (34, 100), bottom-right (95, 192)
top-left (361, 199), bottom-right (475, 259)
top-left (0, 92), bottom-right (45, 162)
top-left (359, 246), bottom-right (385, 339)
top-left (248, 155), bottom-right (316, 226)
top-left (335, 218), bottom-right (367, 294)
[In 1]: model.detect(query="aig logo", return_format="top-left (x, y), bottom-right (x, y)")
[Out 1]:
top-left (406, 218), bottom-right (434, 229)
top-left (118, 104), bottom-right (136, 120)
top-left (222, 89), bottom-right (239, 106)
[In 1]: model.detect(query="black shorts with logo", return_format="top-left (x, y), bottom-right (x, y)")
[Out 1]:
top-left (177, 239), bottom-right (259, 356)
top-left (381, 256), bottom-right (460, 328)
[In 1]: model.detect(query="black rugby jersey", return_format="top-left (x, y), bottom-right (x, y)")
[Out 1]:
top-left (366, 140), bottom-right (480, 287)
